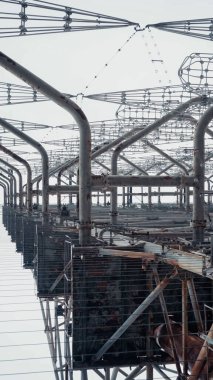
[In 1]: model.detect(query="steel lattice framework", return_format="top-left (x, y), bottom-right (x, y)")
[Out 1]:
top-left (0, 117), bottom-right (51, 131)
top-left (0, 0), bottom-right (138, 38)
top-left (0, 81), bottom-right (73, 105)
top-left (146, 17), bottom-right (213, 41)
top-left (86, 85), bottom-right (206, 107)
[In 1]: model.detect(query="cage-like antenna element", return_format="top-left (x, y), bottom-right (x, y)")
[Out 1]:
top-left (0, 0), bottom-right (138, 38)
top-left (146, 18), bottom-right (213, 41)
top-left (0, 82), bottom-right (73, 105)
top-left (178, 53), bottom-right (213, 94)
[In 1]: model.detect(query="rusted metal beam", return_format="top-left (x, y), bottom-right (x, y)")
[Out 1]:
top-left (100, 243), bottom-right (211, 278)
top-left (188, 322), bottom-right (213, 380)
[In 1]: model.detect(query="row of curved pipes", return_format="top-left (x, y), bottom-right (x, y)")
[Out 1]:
top-left (0, 52), bottom-right (213, 244)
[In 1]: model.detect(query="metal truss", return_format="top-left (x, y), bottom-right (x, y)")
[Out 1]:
top-left (38, 240), bottom-right (213, 380)
top-left (1, 113), bottom-right (213, 179)
top-left (0, 81), bottom-right (73, 106)
top-left (39, 297), bottom-right (73, 380)
top-left (0, 117), bottom-right (50, 132)
top-left (0, 0), bottom-right (138, 38)
top-left (86, 85), bottom-right (195, 107)
top-left (146, 17), bottom-right (213, 41)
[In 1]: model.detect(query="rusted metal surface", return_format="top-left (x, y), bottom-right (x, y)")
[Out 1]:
top-left (100, 243), bottom-right (212, 278)
top-left (155, 322), bottom-right (213, 380)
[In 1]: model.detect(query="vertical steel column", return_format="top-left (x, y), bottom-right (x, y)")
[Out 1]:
top-left (0, 143), bottom-right (32, 211)
top-left (146, 271), bottom-right (153, 380)
top-left (141, 186), bottom-right (143, 206)
top-left (148, 186), bottom-right (152, 209)
top-left (36, 180), bottom-right (41, 205)
top-left (193, 105), bottom-right (213, 243)
top-left (122, 187), bottom-right (125, 208)
top-left (182, 277), bottom-right (188, 378)
top-left (0, 118), bottom-right (48, 221)
top-left (187, 278), bottom-right (204, 332)
top-left (110, 368), bottom-right (119, 380)
top-left (158, 186), bottom-right (161, 205)
top-left (0, 52), bottom-right (91, 244)
top-left (69, 173), bottom-right (73, 205)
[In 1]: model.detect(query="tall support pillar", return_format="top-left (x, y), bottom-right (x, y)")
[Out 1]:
top-left (146, 270), bottom-right (153, 380)
top-left (182, 276), bottom-right (188, 378)
top-left (187, 278), bottom-right (204, 332)
top-left (148, 186), bottom-right (152, 209)
top-left (158, 186), bottom-right (161, 205)
top-left (81, 370), bottom-right (88, 380)
top-left (103, 191), bottom-right (107, 207)
top-left (122, 187), bottom-right (125, 208)
top-left (193, 106), bottom-right (213, 243)
top-left (141, 186), bottom-right (144, 207)
top-left (179, 188), bottom-right (183, 209)
top-left (69, 173), bottom-right (73, 205)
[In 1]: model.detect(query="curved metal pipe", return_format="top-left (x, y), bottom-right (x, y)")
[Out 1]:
top-left (0, 143), bottom-right (32, 211)
top-left (0, 181), bottom-right (7, 205)
top-left (0, 52), bottom-right (91, 244)
top-left (0, 166), bottom-right (17, 207)
top-left (0, 172), bottom-right (13, 206)
top-left (193, 105), bottom-right (213, 243)
top-left (110, 98), bottom-right (205, 224)
top-left (0, 157), bottom-right (22, 209)
top-left (0, 118), bottom-right (47, 221)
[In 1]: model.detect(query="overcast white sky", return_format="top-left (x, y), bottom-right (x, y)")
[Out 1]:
top-left (0, 0), bottom-right (213, 379)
